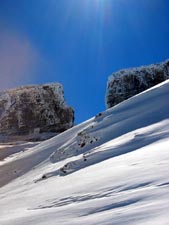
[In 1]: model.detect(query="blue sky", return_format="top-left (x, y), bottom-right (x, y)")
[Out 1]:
top-left (0, 0), bottom-right (169, 123)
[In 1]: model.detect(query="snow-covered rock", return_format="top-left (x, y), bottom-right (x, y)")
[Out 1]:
top-left (0, 83), bottom-right (74, 141)
top-left (106, 59), bottom-right (169, 108)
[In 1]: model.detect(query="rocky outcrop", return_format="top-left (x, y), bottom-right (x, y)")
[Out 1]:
top-left (0, 83), bottom-right (74, 141)
top-left (106, 60), bottom-right (169, 108)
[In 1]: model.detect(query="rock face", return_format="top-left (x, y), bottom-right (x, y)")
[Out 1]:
top-left (106, 60), bottom-right (169, 108)
top-left (0, 83), bottom-right (74, 141)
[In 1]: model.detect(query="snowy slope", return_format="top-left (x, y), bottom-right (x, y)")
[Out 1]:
top-left (0, 80), bottom-right (169, 225)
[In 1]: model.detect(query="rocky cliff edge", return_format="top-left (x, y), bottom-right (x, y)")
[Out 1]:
top-left (106, 60), bottom-right (169, 108)
top-left (0, 83), bottom-right (74, 141)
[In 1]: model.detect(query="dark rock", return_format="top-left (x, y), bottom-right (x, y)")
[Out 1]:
top-left (0, 83), bottom-right (74, 141)
top-left (42, 174), bottom-right (47, 179)
top-left (106, 60), bottom-right (169, 108)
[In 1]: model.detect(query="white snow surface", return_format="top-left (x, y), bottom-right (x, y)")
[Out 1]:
top-left (0, 80), bottom-right (169, 225)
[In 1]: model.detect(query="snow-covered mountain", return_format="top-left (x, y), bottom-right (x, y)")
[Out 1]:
top-left (0, 80), bottom-right (169, 225)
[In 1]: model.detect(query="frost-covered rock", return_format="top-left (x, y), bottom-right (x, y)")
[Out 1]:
top-left (0, 83), bottom-right (74, 141)
top-left (106, 60), bottom-right (169, 108)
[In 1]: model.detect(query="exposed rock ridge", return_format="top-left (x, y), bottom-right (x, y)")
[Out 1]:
top-left (0, 83), bottom-right (74, 141)
top-left (106, 59), bottom-right (169, 108)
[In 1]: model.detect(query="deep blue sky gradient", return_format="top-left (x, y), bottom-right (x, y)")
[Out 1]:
top-left (0, 0), bottom-right (169, 123)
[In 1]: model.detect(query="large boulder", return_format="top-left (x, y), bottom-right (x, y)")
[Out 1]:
top-left (0, 83), bottom-right (74, 141)
top-left (106, 60), bottom-right (169, 108)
